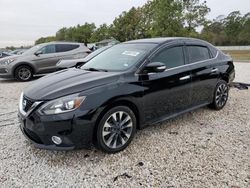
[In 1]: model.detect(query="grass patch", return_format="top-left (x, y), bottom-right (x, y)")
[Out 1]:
top-left (222, 50), bottom-right (250, 62)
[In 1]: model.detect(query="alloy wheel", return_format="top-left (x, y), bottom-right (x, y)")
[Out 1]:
top-left (18, 67), bottom-right (32, 81)
top-left (102, 111), bottom-right (133, 149)
top-left (215, 83), bottom-right (228, 108)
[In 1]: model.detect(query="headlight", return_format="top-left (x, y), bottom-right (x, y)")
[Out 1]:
top-left (0, 58), bottom-right (16, 66)
top-left (38, 94), bottom-right (86, 115)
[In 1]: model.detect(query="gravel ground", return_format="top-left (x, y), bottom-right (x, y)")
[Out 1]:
top-left (0, 63), bottom-right (249, 187)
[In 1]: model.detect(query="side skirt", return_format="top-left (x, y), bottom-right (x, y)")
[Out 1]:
top-left (142, 102), bottom-right (210, 128)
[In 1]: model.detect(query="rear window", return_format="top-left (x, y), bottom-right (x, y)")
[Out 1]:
top-left (56, 44), bottom-right (79, 53)
top-left (187, 46), bottom-right (211, 63)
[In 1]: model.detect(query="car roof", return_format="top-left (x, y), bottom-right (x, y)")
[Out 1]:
top-left (45, 41), bottom-right (84, 45)
top-left (124, 37), bottom-right (209, 45)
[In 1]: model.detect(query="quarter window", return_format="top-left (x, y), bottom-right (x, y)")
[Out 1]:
top-left (151, 46), bottom-right (185, 69)
top-left (187, 46), bottom-right (210, 63)
top-left (40, 45), bottom-right (56, 54)
top-left (56, 44), bottom-right (79, 53)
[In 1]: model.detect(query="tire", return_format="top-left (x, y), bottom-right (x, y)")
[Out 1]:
top-left (208, 80), bottom-right (229, 110)
top-left (96, 106), bottom-right (137, 153)
top-left (14, 65), bottom-right (33, 81)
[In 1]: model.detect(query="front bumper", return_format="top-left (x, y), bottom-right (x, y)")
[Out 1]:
top-left (18, 108), bottom-right (97, 150)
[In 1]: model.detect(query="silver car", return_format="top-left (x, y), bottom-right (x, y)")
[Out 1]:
top-left (0, 42), bottom-right (90, 81)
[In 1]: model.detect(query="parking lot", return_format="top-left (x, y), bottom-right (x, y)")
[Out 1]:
top-left (0, 63), bottom-right (249, 187)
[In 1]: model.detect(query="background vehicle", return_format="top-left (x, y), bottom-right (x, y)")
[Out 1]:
top-left (10, 49), bottom-right (28, 55)
top-left (0, 52), bottom-right (11, 59)
top-left (56, 45), bottom-right (112, 69)
top-left (0, 42), bottom-right (90, 81)
top-left (18, 38), bottom-right (235, 153)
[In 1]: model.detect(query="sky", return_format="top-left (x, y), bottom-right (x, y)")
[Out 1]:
top-left (0, 0), bottom-right (249, 48)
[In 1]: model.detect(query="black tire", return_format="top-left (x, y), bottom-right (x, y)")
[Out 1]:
top-left (208, 80), bottom-right (229, 110)
top-left (14, 65), bottom-right (33, 81)
top-left (96, 106), bottom-right (136, 153)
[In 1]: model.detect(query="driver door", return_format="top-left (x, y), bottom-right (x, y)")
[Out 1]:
top-left (33, 44), bottom-right (59, 73)
top-left (141, 44), bottom-right (192, 123)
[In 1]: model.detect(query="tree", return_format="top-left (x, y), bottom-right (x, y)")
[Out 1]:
top-left (238, 13), bottom-right (250, 45)
top-left (55, 27), bottom-right (67, 41)
top-left (35, 36), bottom-right (56, 45)
top-left (224, 11), bottom-right (244, 45)
top-left (90, 24), bottom-right (112, 42)
top-left (182, 0), bottom-right (210, 32)
top-left (34, 1), bottom-right (250, 46)
top-left (146, 0), bottom-right (184, 37)
top-left (110, 7), bottom-right (145, 42)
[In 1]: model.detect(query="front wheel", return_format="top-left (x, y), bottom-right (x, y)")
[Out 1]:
top-left (208, 80), bottom-right (229, 110)
top-left (96, 106), bottom-right (136, 153)
top-left (14, 65), bottom-right (33, 81)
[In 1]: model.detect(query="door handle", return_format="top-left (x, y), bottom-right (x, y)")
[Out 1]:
top-left (211, 68), bottom-right (218, 73)
top-left (179, 75), bottom-right (191, 81)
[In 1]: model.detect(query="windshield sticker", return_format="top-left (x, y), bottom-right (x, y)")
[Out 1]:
top-left (122, 51), bottom-right (140, 57)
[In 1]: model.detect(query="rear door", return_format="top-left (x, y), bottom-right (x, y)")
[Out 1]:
top-left (185, 43), bottom-right (219, 106)
top-left (141, 43), bottom-right (192, 123)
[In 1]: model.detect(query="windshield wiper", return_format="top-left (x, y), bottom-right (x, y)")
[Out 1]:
top-left (83, 68), bottom-right (108, 72)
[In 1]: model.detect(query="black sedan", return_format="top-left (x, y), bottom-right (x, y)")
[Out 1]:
top-left (18, 37), bottom-right (235, 153)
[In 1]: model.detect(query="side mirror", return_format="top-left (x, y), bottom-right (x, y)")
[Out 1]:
top-left (144, 62), bottom-right (166, 73)
top-left (34, 50), bottom-right (43, 56)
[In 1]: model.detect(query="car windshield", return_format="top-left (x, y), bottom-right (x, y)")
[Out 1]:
top-left (81, 43), bottom-right (157, 72)
top-left (83, 46), bottom-right (111, 62)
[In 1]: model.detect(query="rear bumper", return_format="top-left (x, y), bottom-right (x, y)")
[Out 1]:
top-left (229, 69), bottom-right (235, 86)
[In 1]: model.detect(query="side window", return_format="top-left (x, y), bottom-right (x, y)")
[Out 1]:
top-left (187, 46), bottom-right (210, 63)
top-left (151, 46), bottom-right (185, 69)
top-left (56, 44), bottom-right (79, 53)
top-left (40, 45), bottom-right (56, 54)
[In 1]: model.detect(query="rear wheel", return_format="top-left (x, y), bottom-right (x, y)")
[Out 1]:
top-left (209, 80), bottom-right (229, 110)
top-left (96, 106), bottom-right (136, 153)
top-left (14, 65), bottom-right (33, 81)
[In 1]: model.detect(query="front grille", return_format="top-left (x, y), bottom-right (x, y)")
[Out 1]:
top-left (23, 96), bottom-right (34, 112)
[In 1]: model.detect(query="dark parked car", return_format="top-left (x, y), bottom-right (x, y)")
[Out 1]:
top-left (56, 45), bottom-right (112, 69)
top-left (0, 42), bottom-right (90, 81)
top-left (0, 52), bottom-right (11, 59)
top-left (18, 38), bottom-right (235, 153)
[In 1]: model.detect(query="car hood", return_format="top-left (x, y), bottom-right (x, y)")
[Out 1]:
top-left (24, 68), bottom-right (121, 100)
top-left (0, 54), bottom-right (19, 62)
top-left (57, 58), bottom-right (86, 68)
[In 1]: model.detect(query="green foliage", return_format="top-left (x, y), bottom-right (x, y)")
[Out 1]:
top-left (35, 0), bottom-right (250, 46)
top-left (90, 24), bottom-right (112, 42)
top-left (110, 7), bottom-right (146, 42)
top-left (35, 36), bottom-right (56, 45)
top-left (201, 12), bottom-right (250, 45)
top-left (182, 0), bottom-right (210, 32)
top-left (146, 0), bottom-right (184, 37)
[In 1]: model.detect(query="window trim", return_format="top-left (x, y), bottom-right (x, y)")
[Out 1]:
top-left (162, 50), bottom-right (219, 72)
